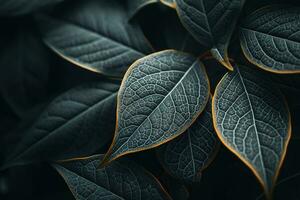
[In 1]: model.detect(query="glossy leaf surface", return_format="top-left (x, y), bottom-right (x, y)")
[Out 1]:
top-left (240, 6), bottom-right (300, 73)
top-left (103, 50), bottom-right (210, 164)
top-left (213, 65), bottom-right (291, 196)
top-left (53, 154), bottom-right (171, 200)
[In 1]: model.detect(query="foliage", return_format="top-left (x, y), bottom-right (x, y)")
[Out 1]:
top-left (0, 0), bottom-right (300, 199)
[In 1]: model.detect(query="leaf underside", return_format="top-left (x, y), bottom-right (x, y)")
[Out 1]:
top-left (103, 50), bottom-right (210, 164)
top-left (213, 65), bottom-right (291, 196)
top-left (240, 5), bottom-right (300, 73)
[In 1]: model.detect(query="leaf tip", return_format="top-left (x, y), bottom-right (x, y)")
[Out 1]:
top-left (210, 48), bottom-right (233, 71)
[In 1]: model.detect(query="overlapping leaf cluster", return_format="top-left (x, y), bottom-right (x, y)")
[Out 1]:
top-left (0, 0), bottom-right (300, 199)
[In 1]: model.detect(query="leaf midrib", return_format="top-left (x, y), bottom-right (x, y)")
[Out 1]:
top-left (55, 165), bottom-right (125, 200)
top-left (236, 67), bottom-right (267, 182)
top-left (114, 59), bottom-right (199, 154)
top-left (10, 90), bottom-right (118, 162)
top-left (45, 15), bottom-right (147, 56)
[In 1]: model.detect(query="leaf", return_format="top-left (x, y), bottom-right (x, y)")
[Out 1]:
top-left (240, 5), bottom-right (300, 74)
top-left (0, 0), bottom-right (63, 16)
top-left (175, 0), bottom-right (245, 70)
top-left (102, 50), bottom-right (210, 165)
top-left (53, 154), bottom-right (172, 200)
top-left (38, 0), bottom-right (153, 77)
top-left (157, 98), bottom-right (219, 182)
top-left (2, 82), bottom-right (119, 169)
top-left (212, 65), bottom-right (291, 197)
top-left (0, 25), bottom-right (49, 119)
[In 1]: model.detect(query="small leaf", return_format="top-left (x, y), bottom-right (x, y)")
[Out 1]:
top-left (157, 98), bottom-right (219, 182)
top-left (212, 65), bottom-right (291, 197)
top-left (53, 154), bottom-right (172, 200)
top-left (0, 0), bottom-right (63, 16)
top-left (38, 0), bottom-right (153, 77)
top-left (2, 82), bottom-right (119, 169)
top-left (240, 5), bottom-right (300, 74)
top-left (175, 0), bottom-right (245, 70)
top-left (102, 50), bottom-right (210, 165)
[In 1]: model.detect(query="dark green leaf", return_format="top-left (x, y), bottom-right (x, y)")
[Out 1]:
top-left (240, 5), bottom-right (300, 73)
top-left (157, 98), bottom-right (219, 182)
top-left (175, 0), bottom-right (245, 70)
top-left (2, 82), bottom-right (119, 169)
top-left (212, 65), bottom-right (291, 197)
top-left (38, 0), bottom-right (153, 77)
top-left (53, 154), bottom-right (172, 200)
top-left (102, 50), bottom-right (210, 165)
top-left (0, 0), bottom-right (63, 16)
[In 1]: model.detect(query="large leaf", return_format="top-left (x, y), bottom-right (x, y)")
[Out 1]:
top-left (157, 98), bottom-right (219, 182)
top-left (0, 25), bottom-right (49, 119)
top-left (38, 0), bottom-right (153, 77)
top-left (102, 50), bottom-right (210, 165)
top-left (0, 0), bottom-right (63, 16)
top-left (240, 5), bottom-right (300, 74)
top-left (2, 82), bottom-right (119, 169)
top-left (175, 0), bottom-right (245, 70)
top-left (212, 65), bottom-right (291, 197)
top-left (53, 154), bottom-right (172, 200)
